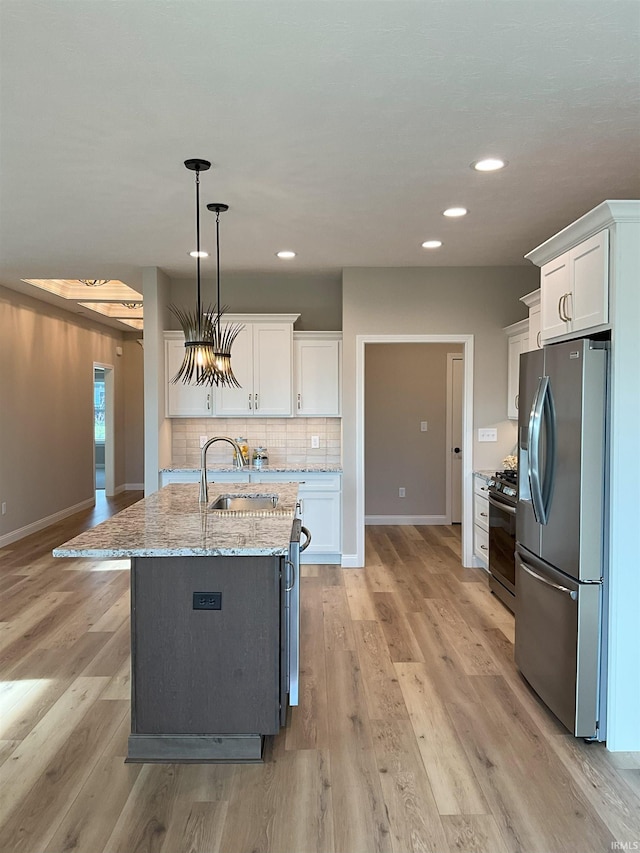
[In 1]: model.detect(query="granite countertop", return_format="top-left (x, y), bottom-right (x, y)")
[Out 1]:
top-left (53, 483), bottom-right (299, 559)
top-left (473, 470), bottom-right (494, 481)
top-left (162, 463), bottom-right (342, 474)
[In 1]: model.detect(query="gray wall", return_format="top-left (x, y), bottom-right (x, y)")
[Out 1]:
top-left (168, 271), bottom-right (342, 331)
top-left (342, 265), bottom-right (539, 559)
top-left (0, 284), bottom-right (144, 541)
top-left (365, 343), bottom-right (462, 517)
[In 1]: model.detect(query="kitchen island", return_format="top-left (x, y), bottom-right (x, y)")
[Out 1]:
top-left (53, 482), bottom-right (300, 762)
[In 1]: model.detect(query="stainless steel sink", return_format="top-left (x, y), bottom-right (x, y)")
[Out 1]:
top-left (208, 493), bottom-right (279, 511)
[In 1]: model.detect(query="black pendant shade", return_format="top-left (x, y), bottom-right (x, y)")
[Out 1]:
top-left (169, 159), bottom-right (242, 387)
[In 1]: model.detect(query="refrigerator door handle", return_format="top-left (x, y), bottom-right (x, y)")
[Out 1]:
top-left (528, 375), bottom-right (557, 526)
top-left (520, 561), bottom-right (577, 599)
top-left (528, 376), bottom-right (546, 523)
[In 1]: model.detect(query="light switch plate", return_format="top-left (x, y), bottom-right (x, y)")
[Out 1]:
top-left (311, 435), bottom-right (320, 449)
top-left (478, 428), bottom-right (498, 442)
top-left (420, 421), bottom-right (428, 432)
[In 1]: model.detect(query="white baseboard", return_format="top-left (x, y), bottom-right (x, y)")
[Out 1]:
top-left (365, 515), bottom-right (448, 525)
top-left (341, 553), bottom-right (361, 568)
top-left (301, 553), bottom-right (341, 565)
top-left (0, 497), bottom-right (96, 548)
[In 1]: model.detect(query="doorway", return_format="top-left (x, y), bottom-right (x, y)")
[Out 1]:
top-left (354, 334), bottom-right (474, 568)
top-left (364, 343), bottom-right (463, 525)
top-left (93, 362), bottom-right (115, 496)
top-left (446, 353), bottom-right (464, 524)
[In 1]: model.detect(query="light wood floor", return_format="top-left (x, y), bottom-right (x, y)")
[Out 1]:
top-left (1, 499), bottom-right (639, 853)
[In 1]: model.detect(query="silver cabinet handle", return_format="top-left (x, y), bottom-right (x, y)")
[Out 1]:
top-left (480, 511), bottom-right (488, 517)
top-left (480, 545), bottom-right (488, 551)
top-left (206, 393), bottom-right (211, 412)
top-left (254, 393), bottom-right (258, 410)
top-left (480, 486), bottom-right (488, 491)
top-left (284, 558), bottom-right (296, 592)
top-left (248, 393), bottom-right (252, 410)
top-left (557, 294), bottom-right (565, 321)
top-left (515, 393), bottom-right (519, 410)
top-left (520, 562), bottom-right (577, 600)
top-left (297, 393), bottom-right (301, 410)
top-left (536, 331), bottom-right (542, 349)
top-left (564, 291), bottom-right (572, 321)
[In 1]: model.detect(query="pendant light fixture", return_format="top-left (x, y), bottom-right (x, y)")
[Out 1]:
top-left (203, 202), bottom-right (243, 388)
top-left (169, 158), bottom-right (242, 387)
top-left (78, 279), bottom-right (110, 287)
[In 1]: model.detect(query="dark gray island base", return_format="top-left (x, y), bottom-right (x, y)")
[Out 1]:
top-left (128, 554), bottom-right (282, 763)
top-left (52, 483), bottom-right (300, 763)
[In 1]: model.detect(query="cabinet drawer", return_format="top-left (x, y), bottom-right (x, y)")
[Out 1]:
top-left (474, 496), bottom-right (489, 531)
top-left (474, 524), bottom-right (489, 564)
top-left (251, 472), bottom-right (341, 491)
top-left (474, 477), bottom-right (490, 498)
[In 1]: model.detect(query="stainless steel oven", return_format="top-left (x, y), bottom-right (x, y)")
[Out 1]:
top-left (488, 471), bottom-right (517, 612)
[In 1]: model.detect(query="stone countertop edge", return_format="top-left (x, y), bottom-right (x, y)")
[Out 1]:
top-left (161, 464), bottom-right (343, 473)
top-left (473, 470), bottom-right (494, 480)
top-left (52, 483), bottom-right (299, 559)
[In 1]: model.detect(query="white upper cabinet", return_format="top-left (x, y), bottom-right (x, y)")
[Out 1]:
top-left (214, 315), bottom-right (298, 417)
top-left (504, 319), bottom-right (528, 420)
top-left (520, 289), bottom-right (542, 351)
top-left (294, 332), bottom-right (342, 417)
top-left (165, 336), bottom-right (213, 417)
top-left (537, 229), bottom-right (609, 343)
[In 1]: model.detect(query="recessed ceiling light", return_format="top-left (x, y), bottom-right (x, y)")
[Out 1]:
top-left (276, 250), bottom-right (296, 259)
top-left (443, 207), bottom-right (468, 218)
top-left (471, 158), bottom-right (507, 172)
top-left (421, 240), bottom-right (442, 249)
top-left (189, 250), bottom-right (209, 258)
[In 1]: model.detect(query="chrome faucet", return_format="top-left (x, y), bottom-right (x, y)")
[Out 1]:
top-left (199, 436), bottom-right (245, 504)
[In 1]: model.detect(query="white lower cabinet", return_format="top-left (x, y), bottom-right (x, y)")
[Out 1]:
top-left (473, 474), bottom-right (490, 568)
top-left (248, 471), bottom-right (342, 563)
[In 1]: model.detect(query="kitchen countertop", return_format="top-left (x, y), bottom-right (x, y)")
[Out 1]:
top-left (473, 470), bottom-right (494, 481)
top-left (52, 483), bottom-right (299, 559)
top-left (162, 463), bottom-right (342, 474)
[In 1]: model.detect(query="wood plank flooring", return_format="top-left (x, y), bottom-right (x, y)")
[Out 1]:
top-left (1, 504), bottom-right (639, 853)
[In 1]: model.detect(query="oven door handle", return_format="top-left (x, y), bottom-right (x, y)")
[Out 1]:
top-left (488, 494), bottom-right (516, 515)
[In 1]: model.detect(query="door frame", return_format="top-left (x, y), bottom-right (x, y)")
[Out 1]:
top-left (93, 362), bottom-right (115, 496)
top-left (446, 352), bottom-right (464, 525)
top-left (355, 334), bottom-right (474, 568)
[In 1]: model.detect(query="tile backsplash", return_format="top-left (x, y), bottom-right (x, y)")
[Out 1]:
top-left (171, 418), bottom-right (342, 467)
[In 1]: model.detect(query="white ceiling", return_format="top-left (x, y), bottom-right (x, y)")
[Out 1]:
top-left (1, 1), bottom-right (639, 327)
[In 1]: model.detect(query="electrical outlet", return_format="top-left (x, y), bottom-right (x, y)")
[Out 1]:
top-left (193, 592), bottom-right (221, 610)
top-left (478, 428), bottom-right (498, 442)
top-left (399, 487), bottom-right (406, 498)
top-left (1, 502), bottom-right (6, 515)
top-left (311, 435), bottom-right (320, 449)
top-left (200, 435), bottom-right (208, 448)
top-left (420, 421), bottom-right (428, 432)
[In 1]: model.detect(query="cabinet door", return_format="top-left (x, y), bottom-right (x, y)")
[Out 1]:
top-left (299, 491), bottom-right (341, 554)
top-left (507, 333), bottom-right (525, 420)
top-left (295, 339), bottom-right (341, 416)
top-left (253, 324), bottom-right (293, 416)
top-left (540, 253), bottom-right (570, 342)
top-left (528, 304), bottom-right (542, 350)
top-left (215, 325), bottom-right (253, 416)
top-left (165, 340), bottom-right (213, 417)
top-left (569, 229), bottom-right (609, 334)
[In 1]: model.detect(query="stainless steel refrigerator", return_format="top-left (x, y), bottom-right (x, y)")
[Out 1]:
top-left (516, 338), bottom-right (608, 739)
